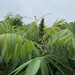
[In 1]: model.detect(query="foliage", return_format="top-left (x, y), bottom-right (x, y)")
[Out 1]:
top-left (0, 21), bottom-right (14, 34)
top-left (0, 15), bottom-right (75, 75)
top-left (5, 12), bottom-right (23, 26)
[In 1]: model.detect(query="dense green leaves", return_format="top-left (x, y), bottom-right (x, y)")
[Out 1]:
top-left (0, 33), bottom-right (36, 63)
top-left (0, 17), bottom-right (75, 75)
top-left (5, 13), bottom-right (23, 26)
top-left (66, 22), bottom-right (75, 35)
top-left (9, 59), bottom-right (32, 75)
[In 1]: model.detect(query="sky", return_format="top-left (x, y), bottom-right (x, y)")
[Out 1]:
top-left (0, 0), bottom-right (75, 26)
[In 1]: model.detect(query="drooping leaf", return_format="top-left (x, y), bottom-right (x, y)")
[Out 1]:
top-left (25, 59), bottom-right (40, 75)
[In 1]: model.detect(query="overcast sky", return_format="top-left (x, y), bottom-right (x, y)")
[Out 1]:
top-left (0, 0), bottom-right (75, 26)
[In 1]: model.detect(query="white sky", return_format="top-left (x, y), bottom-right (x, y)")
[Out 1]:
top-left (0, 0), bottom-right (75, 26)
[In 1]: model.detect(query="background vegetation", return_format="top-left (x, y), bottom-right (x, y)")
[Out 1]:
top-left (0, 13), bottom-right (75, 75)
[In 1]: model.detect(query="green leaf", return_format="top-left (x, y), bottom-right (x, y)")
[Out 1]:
top-left (72, 37), bottom-right (75, 49)
top-left (25, 59), bottom-right (40, 75)
top-left (40, 59), bottom-right (49, 75)
top-left (0, 44), bottom-right (7, 62)
top-left (20, 43), bottom-right (26, 59)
